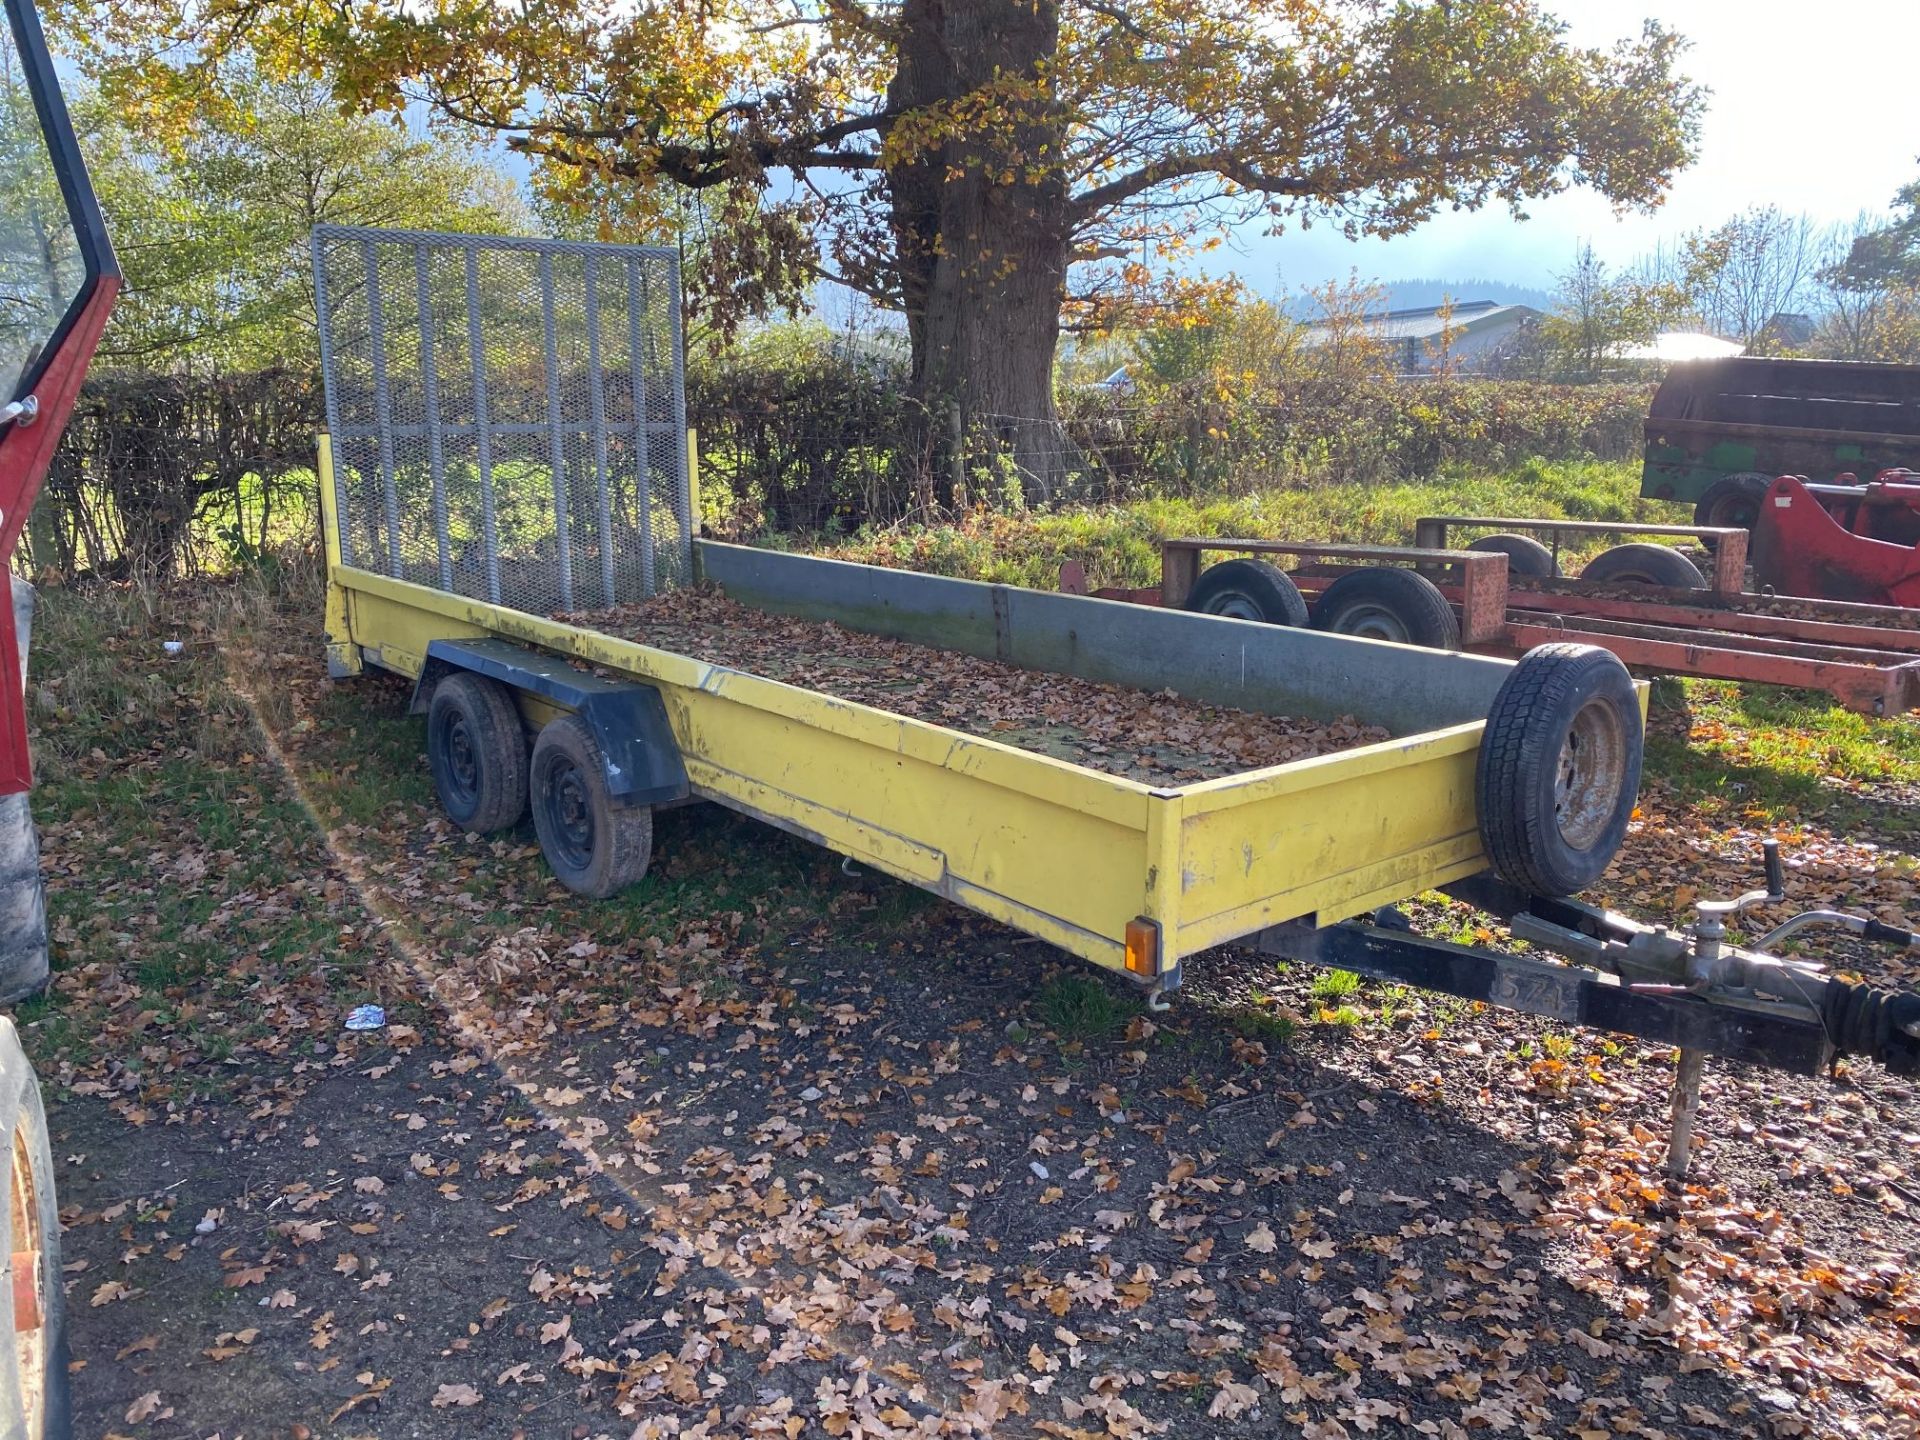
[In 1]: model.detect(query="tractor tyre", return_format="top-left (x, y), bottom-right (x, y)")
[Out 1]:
top-left (0, 1018), bottom-right (66, 1440)
top-left (1692, 473), bottom-right (1772, 542)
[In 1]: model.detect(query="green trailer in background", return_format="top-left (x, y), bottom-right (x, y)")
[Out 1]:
top-left (1641, 356), bottom-right (1920, 528)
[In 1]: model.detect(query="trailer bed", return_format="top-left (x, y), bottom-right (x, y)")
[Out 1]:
top-left (568, 587), bottom-right (1389, 784)
top-left (318, 440), bottom-right (1554, 982)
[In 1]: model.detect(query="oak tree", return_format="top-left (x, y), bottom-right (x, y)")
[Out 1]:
top-left (49, 0), bottom-right (1704, 435)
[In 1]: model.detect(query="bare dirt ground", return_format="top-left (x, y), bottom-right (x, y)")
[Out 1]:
top-left (24, 581), bottom-right (1920, 1439)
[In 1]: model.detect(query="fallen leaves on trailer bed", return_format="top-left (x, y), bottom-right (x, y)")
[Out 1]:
top-left (565, 586), bottom-right (1389, 784)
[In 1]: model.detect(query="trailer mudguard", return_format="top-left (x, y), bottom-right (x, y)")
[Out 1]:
top-left (409, 637), bottom-right (690, 807)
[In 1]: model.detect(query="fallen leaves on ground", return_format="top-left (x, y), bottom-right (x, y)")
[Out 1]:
top-left (32, 581), bottom-right (1920, 1438)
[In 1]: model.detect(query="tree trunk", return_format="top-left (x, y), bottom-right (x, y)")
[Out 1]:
top-left (888, 0), bottom-right (1070, 502)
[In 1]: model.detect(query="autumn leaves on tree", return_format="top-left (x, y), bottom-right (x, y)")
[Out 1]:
top-left (51, 0), bottom-right (1703, 432)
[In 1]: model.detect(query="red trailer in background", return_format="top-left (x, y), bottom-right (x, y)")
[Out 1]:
top-left (1063, 512), bottom-right (1920, 715)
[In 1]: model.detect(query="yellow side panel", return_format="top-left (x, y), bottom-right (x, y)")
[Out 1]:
top-left (1171, 725), bottom-right (1487, 953)
top-left (316, 435), bottom-right (363, 677)
top-left (336, 572), bottom-right (1152, 970)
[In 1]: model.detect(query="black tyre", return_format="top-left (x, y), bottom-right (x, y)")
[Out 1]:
top-left (427, 673), bottom-right (529, 834)
top-left (1310, 567), bottom-right (1460, 650)
top-left (1467, 532), bottom-right (1559, 579)
top-left (0, 1017), bottom-right (65, 1440)
top-left (1183, 559), bottom-right (1309, 627)
top-left (1475, 643), bottom-right (1643, 897)
top-left (1580, 543), bottom-right (1706, 589)
top-left (530, 716), bottom-right (653, 899)
top-left (1692, 473), bottom-right (1771, 536)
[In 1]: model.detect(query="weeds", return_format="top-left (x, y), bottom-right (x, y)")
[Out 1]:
top-left (1035, 971), bottom-right (1135, 1042)
top-left (805, 459), bottom-right (1665, 591)
top-left (1230, 1005), bottom-right (1296, 1046)
top-left (1308, 968), bottom-right (1361, 1003)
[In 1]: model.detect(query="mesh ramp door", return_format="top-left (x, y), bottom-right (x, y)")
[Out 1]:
top-left (312, 224), bottom-right (691, 614)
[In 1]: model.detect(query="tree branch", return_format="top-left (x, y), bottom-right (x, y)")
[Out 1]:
top-left (1071, 151), bottom-right (1314, 218)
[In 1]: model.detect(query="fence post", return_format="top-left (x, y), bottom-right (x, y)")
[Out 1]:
top-left (947, 402), bottom-right (966, 510)
top-left (686, 428), bottom-right (700, 537)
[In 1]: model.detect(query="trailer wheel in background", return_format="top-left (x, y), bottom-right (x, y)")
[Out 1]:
top-left (1692, 472), bottom-right (1771, 537)
top-left (530, 716), bottom-right (653, 899)
top-left (428, 674), bottom-right (529, 834)
top-left (1466, 532), bottom-right (1559, 579)
top-left (1310, 567), bottom-right (1460, 650)
top-left (1182, 559), bottom-right (1308, 626)
top-left (1475, 643), bottom-right (1642, 897)
top-left (1580, 543), bottom-right (1707, 589)
top-left (0, 1018), bottom-right (66, 1440)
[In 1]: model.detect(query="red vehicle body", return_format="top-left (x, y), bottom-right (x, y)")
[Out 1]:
top-left (0, 0), bottom-right (118, 791)
top-left (0, 1), bottom-right (121, 1435)
top-left (1750, 471), bottom-right (1920, 608)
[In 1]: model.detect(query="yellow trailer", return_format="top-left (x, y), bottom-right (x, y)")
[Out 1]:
top-left (310, 226), bottom-right (1920, 1183)
top-left (317, 428), bottom-right (1641, 992)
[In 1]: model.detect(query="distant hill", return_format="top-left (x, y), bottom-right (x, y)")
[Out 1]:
top-left (1379, 278), bottom-right (1558, 313)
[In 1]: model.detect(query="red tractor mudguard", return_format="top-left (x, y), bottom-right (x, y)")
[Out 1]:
top-left (1750, 475), bottom-right (1920, 608)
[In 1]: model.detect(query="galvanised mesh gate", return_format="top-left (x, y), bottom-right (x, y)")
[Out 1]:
top-left (311, 224), bottom-right (691, 615)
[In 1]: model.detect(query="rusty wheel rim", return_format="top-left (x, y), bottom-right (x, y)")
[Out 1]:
top-left (1553, 696), bottom-right (1627, 852)
top-left (1331, 601), bottom-right (1412, 644)
top-left (10, 1118), bottom-right (45, 1435)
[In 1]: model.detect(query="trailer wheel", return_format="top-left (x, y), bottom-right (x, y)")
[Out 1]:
top-left (1475, 643), bottom-right (1642, 897)
top-left (530, 716), bottom-right (653, 899)
top-left (1467, 533), bottom-right (1559, 579)
top-left (1692, 473), bottom-right (1771, 536)
top-left (1310, 567), bottom-right (1460, 650)
top-left (1182, 559), bottom-right (1308, 626)
top-left (427, 673), bottom-right (529, 834)
top-left (1580, 543), bottom-right (1706, 589)
top-left (0, 1018), bottom-right (66, 1440)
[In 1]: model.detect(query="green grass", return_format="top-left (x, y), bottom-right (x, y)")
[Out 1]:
top-left (21, 575), bottom-right (376, 1089)
top-left (783, 458), bottom-right (1672, 592)
top-left (1229, 1004), bottom-right (1295, 1047)
top-left (1035, 971), bottom-right (1136, 1042)
top-left (1645, 679), bottom-right (1920, 843)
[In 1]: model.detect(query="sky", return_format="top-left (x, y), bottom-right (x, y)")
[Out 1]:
top-left (1208, 0), bottom-right (1920, 300)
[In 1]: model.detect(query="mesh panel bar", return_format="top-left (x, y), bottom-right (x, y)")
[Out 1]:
top-left (415, 247), bottom-right (453, 591)
top-left (361, 238), bottom-right (404, 576)
top-left (312, 224), bottom-right (691, 612)
top-left (462, 248), bottom-right (502, 605)
top-left (584, 254), bottom-right (617, 608)
top-left (627, 261), bottom-right (655, 598)
top-left (537, 251), bottom-right (575, 613)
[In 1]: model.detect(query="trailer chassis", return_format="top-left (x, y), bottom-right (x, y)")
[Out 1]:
top-left (1063, 524), bottom-right (1920, 713)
